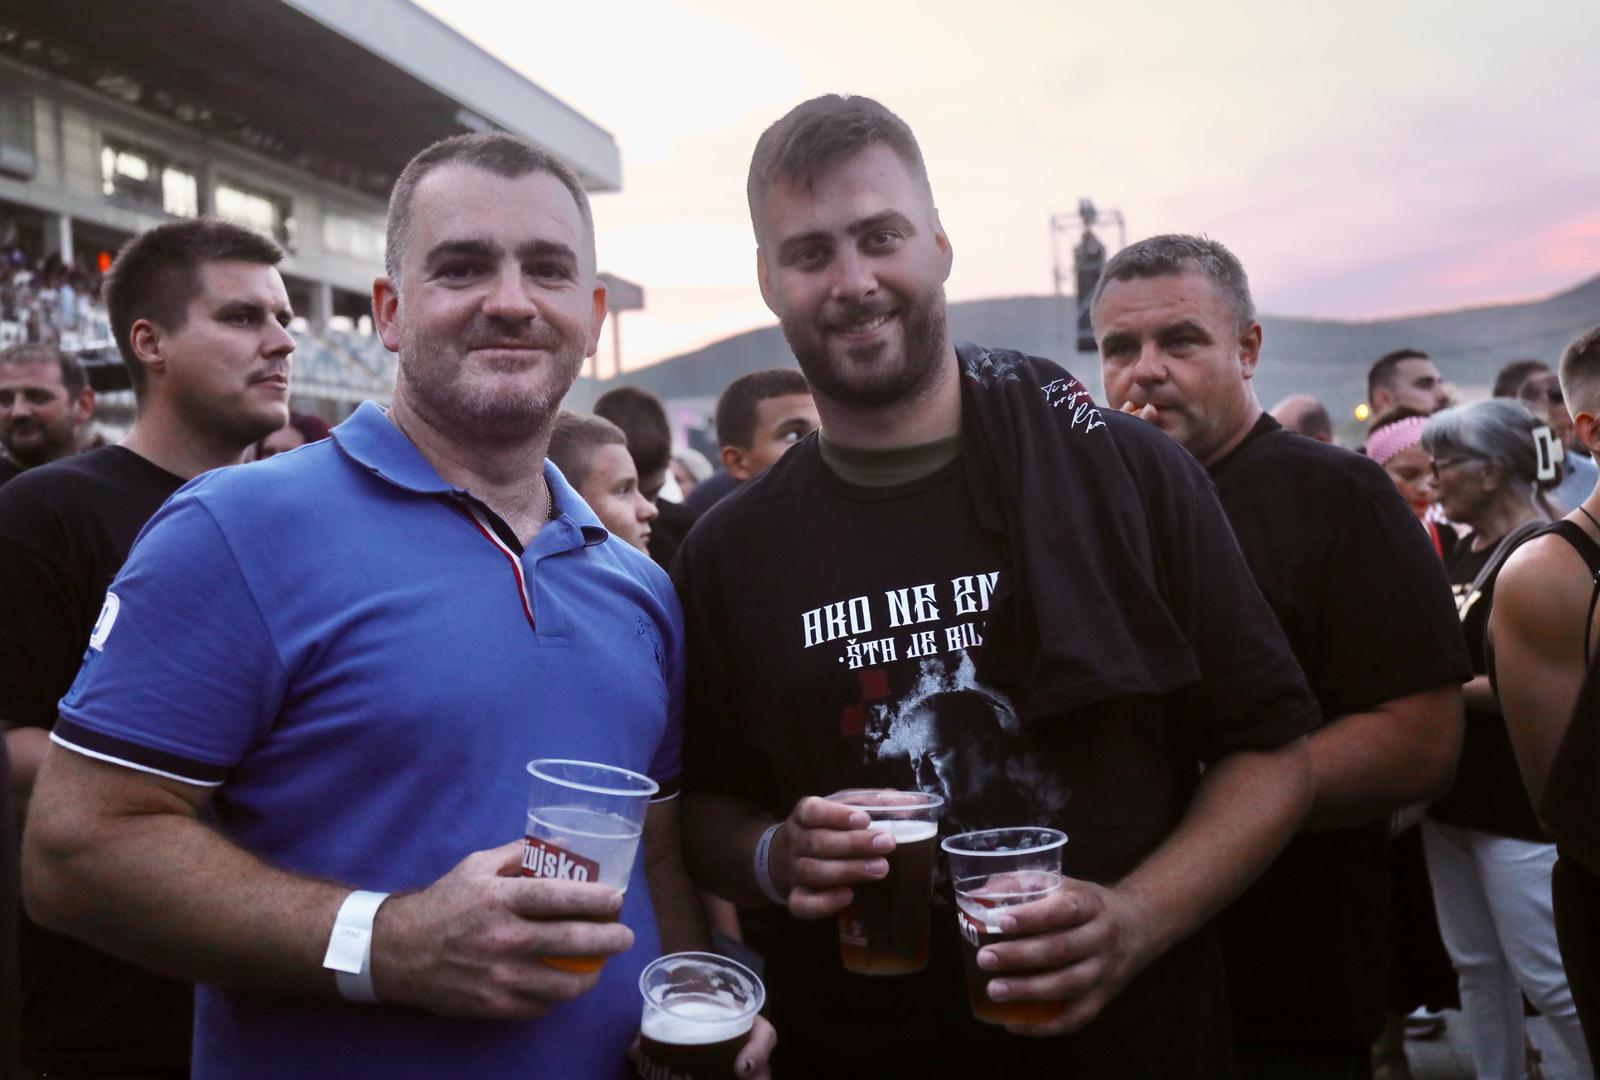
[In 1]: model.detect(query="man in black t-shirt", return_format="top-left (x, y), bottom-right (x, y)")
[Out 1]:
top-left (677, 95), bottom-right (1319, 1078)
top-left (1096, 234), bottom-right (1471, 1078)
top-left (0, 344), bottom-right (96, 485)
top-left (0, 218), bottom-right (296, 1077)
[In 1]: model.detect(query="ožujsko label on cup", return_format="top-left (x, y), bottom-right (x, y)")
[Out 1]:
top-left (827, 788), bottom-right (944, 976)
top-left (941, 826), bottom-right (1069, 1025)
top-left (636, 952), bottom-right (765, 1080)
top-left (524, 758), bottom-right (658, 973)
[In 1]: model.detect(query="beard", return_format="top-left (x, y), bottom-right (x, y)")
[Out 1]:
top-left (781, 282), bottom-right (949, 410)
top-left (396, 316), bottom-right (585, 443)
top-left (1, 415), bottom-right (76, 466)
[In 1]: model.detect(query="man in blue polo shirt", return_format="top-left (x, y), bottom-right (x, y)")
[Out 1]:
top-left (22, 133), bottom-right (773, 1079)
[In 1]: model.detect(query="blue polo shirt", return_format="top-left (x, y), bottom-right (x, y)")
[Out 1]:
top-left (54, 402), bottom-right (684, 1079)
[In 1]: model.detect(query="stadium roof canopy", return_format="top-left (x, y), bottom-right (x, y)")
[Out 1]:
top-left (0, 0), bottom-right (621, 199)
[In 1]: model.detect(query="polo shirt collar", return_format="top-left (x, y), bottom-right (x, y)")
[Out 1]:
top-left (332, 401), bottom-right (607, 548)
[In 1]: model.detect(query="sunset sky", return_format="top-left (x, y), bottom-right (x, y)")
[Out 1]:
top-left (417, 0), bottom-right (1600, 372)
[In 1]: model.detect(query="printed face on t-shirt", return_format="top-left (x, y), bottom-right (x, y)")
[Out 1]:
top-left (754, 144), bottom-right (954, 412)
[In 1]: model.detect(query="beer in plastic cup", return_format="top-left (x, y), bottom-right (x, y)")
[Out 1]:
top-left (523, 758), bottom-right (658, 973)
top-left (636, 952), bottom-right (764, 1080)
top-left (828, 789), bottom-right (944, 976)
top-left (941, 826), bottom-right (1069, 1024)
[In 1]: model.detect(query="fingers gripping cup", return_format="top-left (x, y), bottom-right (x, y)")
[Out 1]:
top-left (942, 827), bottom-right (1069, 1024)
top-left (524, 759), bottom-right (658, 973)
top-left (829, 789), bottom-right (944, 976)
top-left (637, 952), bottom-right (764, 1080)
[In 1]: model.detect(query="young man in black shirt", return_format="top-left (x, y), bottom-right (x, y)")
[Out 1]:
top-left (676, 94), bottom-right (1319, 1078)
top-left (1096, 234), bottom-right (1470, 1078)
top-left (0, 217), bottom-right (295, 1077)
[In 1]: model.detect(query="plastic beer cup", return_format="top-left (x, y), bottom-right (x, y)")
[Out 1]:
top-left (942, 826), bottom-right (1069, 1024)
top-left (828, 789), bottom-right (944, 976)
top-left (523, 758), bottom-right (658, 973)
top-left (636, 952), bottom-right (764, 1080)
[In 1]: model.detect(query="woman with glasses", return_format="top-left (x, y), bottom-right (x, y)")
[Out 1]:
top-left (1419, 399), bottom-right (1590, 1080)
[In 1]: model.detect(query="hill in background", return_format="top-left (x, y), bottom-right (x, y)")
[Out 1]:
top-left (566, 272), bottom-right (1600, 440)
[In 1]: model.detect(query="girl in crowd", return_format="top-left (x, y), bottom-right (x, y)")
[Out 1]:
top-left (1420, 399), bottom-right (1591, 1080)
top-left (1368, 406), bottom-right (1457, 559)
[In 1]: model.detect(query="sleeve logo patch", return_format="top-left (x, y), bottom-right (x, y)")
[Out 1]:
top-left (88, 591), bottom-right (120, 651)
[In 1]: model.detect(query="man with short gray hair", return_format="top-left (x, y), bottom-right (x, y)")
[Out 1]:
top-left (1098, 233), bottom-right (1471, 1078)
top-left (23, 133), bottom-right (771, 1079)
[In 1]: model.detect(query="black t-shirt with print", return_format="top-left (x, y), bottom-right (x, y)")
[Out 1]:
top-left (0, 445), bottom-right (193, 1073)
top-left (676, 420), bottom-right (1317, 1078)
top-left (1430, 538), bottom-right (1545, 841)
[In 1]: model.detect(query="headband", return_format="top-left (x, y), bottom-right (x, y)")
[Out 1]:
top-left (1366, 415), bottom-right (1427, 466)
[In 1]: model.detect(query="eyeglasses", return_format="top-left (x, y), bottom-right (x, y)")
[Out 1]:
top-left (1429, 456), bottom-right (1479, 477)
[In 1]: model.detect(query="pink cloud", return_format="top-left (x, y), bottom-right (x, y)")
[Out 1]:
top-left (1427, 211), bottom-right (1600, 294)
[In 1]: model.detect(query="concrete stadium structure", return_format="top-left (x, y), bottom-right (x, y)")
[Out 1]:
top-left (0, 0), bottom-right (629, 417)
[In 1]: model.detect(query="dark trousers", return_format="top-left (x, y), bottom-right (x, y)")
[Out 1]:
top-left (1553, 853), bottom-right (1600, 1067)
top-left (1235, 1044), bottom-right (1372, 1080)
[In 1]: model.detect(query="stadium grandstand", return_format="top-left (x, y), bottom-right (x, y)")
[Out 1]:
top-left (0, 0), bottom-right (625, 433)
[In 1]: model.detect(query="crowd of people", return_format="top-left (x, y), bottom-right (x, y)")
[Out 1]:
top-left (0, 93), bottom-right (1596, 1080)
top-left (0, 247), bottom-right (113, 352)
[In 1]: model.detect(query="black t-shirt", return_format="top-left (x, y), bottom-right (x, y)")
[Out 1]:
top-left (683, 468), bottom-right (738, 517)
top-left (1210, 414), bottom-right (1471, 1051)
top-left (675, 422), bottom-right (1316, 1078)
top-left (648, 496), bottom-right (696, 571)
top-left (1429, 537), bottom-right (1545, 841)
top-left (0, 444), bottom-right (194, 1072)
top-left (0, 456), bottom-right (21, 487)
top-left (1, 733), bottom-right (18, 1080)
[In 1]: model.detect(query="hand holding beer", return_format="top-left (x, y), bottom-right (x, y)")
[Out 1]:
top-left (634, 953), bottom-right (775, 1079)
top-left (768, 795), bottom-right (899, 919)
top-left (971, 873), bottom-right (1153, 1037)
top-left (523, 759), bottom-right (657, 973)
top-left (370, 839), bottom-right (634, 1019)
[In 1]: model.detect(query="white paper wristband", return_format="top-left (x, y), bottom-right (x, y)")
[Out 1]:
top-left (322, 889), bottom-right (389, 1003)
top-left (754, 823), bottom-right (787, 905)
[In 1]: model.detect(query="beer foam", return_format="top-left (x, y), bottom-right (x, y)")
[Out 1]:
top-left (642, 999), bottom-right (752, 1044)
top-left (866, 819), bottom-right (938, 844)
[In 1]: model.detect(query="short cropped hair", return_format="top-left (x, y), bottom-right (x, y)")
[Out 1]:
top-left (593, 386), bottom-right (672, 479)
top-left (1091, 234), bottom-right (1256, 333)
top-left (0, 343), bottom-right (86, 397)
top-left (385, 132), bottom-right (595, 280)
top-left (1559, 326), bottom-right (1600, 416)
top-left (715, 368), bottom-right (811, 451)
top-left (1492, 358), bottom-right (1550, 399)
top-left (103, 218), bottom-right (283, 397)
top-left (747, 94), bottom-right (932, 237)
top-left (548, 410), bottom-right (627, 489)
top-left (1366, 349), bottom-right (1429, 406)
